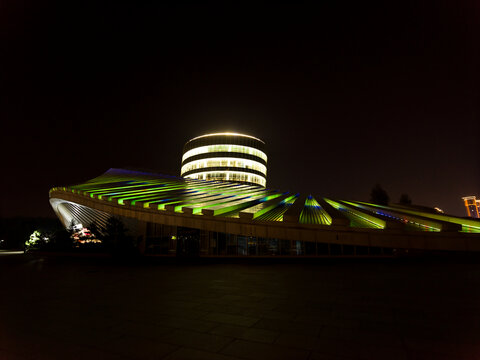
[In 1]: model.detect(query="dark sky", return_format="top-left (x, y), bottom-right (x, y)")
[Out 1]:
top-left (1, 1), bottom-right (479, 218)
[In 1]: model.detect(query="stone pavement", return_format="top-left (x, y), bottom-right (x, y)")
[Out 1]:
top-left (1, 254), bottom-right (480, 359)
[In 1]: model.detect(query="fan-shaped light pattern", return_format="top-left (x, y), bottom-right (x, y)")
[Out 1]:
top-left (238, 193), bottom-right (293, 219)
top-left (342, 201), bottom-right (441, 232)
top-left (49, 168), bottom-right (480, 234)
top-left (299, 196), bottom-right (332, 225)
top-left (253, 195), bottom-right (298, 221)
top-left (352, 201), bottom-right (480, 233)
top-left (50, 198), bottom-right (115, 234)
top-left (324, 198), bottom-right (385, 229)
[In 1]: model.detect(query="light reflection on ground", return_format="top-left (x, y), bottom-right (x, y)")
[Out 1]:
top-left (0, 250), bottom-right (24, 255)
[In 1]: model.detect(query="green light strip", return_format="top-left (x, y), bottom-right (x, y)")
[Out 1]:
top-left (344, 201), bottom-right (440, 232)
top-left (172, 192), bottom-right (247, 212)
top-left (52, 169), bottom-right (480, 233)
top-left (299, 196), bottom-right (332, 225)
top-left (355, 201), bottom-right (479, 233)
top-left (202, 192), bottom-right (276, 216)
top-left (117, 186), bottom-right (194, 204)
top-left (325, 199), bottom-right (385, 229)
top-left (240, 193), bottom-right (291, 219)
top-left (184, 189), bottom-right (269, 214)
top-left (253, 194), bottom-right (298, 221)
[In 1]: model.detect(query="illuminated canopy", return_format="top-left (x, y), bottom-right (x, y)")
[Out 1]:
top-left (49, 168), bottom-right (480, 257)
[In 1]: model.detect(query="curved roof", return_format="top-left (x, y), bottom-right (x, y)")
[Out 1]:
top-left (49, 169), bottom-right (480, 254)
top-left (187, 132), bottom-right (265, 144)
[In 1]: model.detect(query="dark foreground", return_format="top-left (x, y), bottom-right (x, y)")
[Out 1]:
top-left (1, 253), bottom-right (480, 360)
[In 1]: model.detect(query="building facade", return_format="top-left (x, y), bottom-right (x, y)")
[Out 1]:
top-left (463, 196), bottom-right (480, 218)
top-left (49, 168), bottom-right (480, 257)
top-left (180, 133), bottom-right (267, 187)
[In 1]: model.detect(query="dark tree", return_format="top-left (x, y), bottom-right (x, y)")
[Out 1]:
top-left (52, 227), bottom-right (74, 250)
top-left (104, 216), bottom-right (135, 254)
top-left (399, 193), bottom-right (412, 205)
top-left (370, 184), bottom-right (389, 205)
top-left (104, 217), bottom-right (126, 248)
top-left (88, 222), bottom-right (100, 237)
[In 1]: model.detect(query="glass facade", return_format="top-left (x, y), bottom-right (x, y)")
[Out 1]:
top-left (144, 224), bottom-right (394, 257)
top-left (181, 157), bottom-right (267, 176)
top-left (184, 171), bottom-right (266, 187)
top-left (182, 144), bottom-right (268, 164)
top-left (49, 167), bottom-right (480, 258)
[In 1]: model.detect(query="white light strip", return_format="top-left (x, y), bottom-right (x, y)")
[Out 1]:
top-left (187, 133), bottom-right (265, 144)
top-left (182, 144), bottom-right (268, 163)
top-left (49, 198), bottom-right (75, 228)
top-left (184, 171), bottom-right (266, 187)
top-left (181, 157), bottom-right (267, 177)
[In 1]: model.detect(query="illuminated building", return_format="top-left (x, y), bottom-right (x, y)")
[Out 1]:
top-left (180, 133), bottom-right (267, 187)
top-left (49, 168), bottom-right (480, 257)
top-left (48, 131), bottom-right (480, 256)
top-left (462, 196), bottom-right (480, 218)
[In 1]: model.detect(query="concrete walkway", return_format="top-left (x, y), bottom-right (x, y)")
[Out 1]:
top-left (1, 254), bottom-right (479, 359)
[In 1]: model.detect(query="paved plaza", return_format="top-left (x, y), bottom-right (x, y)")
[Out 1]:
top-left (1, 253), bottom-right (480, 359)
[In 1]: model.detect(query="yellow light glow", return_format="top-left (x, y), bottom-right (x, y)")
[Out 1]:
top-left (184, 171), bottom-right (266, 187)
top-left (187, 132), bottom-right (265, 144)
top-left (181, 157), bottom-right (267, 176)
top-left (182, 144), bottom-right (267, 163)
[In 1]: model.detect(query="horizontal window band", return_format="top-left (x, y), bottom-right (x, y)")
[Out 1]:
top-left (182, 152), bottom-right (267, 166)
top-left (181, 166), bottom-right (267, 179)
top-left (184, 177), bottom-right (265, 188)
top-left (181, 157), bottom-right (267, 177)
top-left (182, 144), bottom-right (267, 164)
top-left (184, 171), bottom-right (266, 187)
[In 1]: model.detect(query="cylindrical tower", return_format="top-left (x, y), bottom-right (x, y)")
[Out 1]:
top-left (180, 132), bottom-right (267, 187)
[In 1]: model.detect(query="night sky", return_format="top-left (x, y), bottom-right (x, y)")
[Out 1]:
top-left (1, 1), bottom-right (479, 218)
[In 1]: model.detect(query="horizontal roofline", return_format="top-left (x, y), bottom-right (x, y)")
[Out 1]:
top-left (186, 132), bottom-right (265, 144)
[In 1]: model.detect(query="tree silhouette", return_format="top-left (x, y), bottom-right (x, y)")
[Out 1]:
top-left (370, 184), bottom-right (389, 205)
top-left (53, 227), bottom-right (73, 250)
top-left (399, 193), bottom-right (412, 205)
top-left (104, 217), bottom-right (126, 249)
top-left (104, 216), bottom-right (136, 254)
top-left (88, 222), bottom-right (100, 238)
